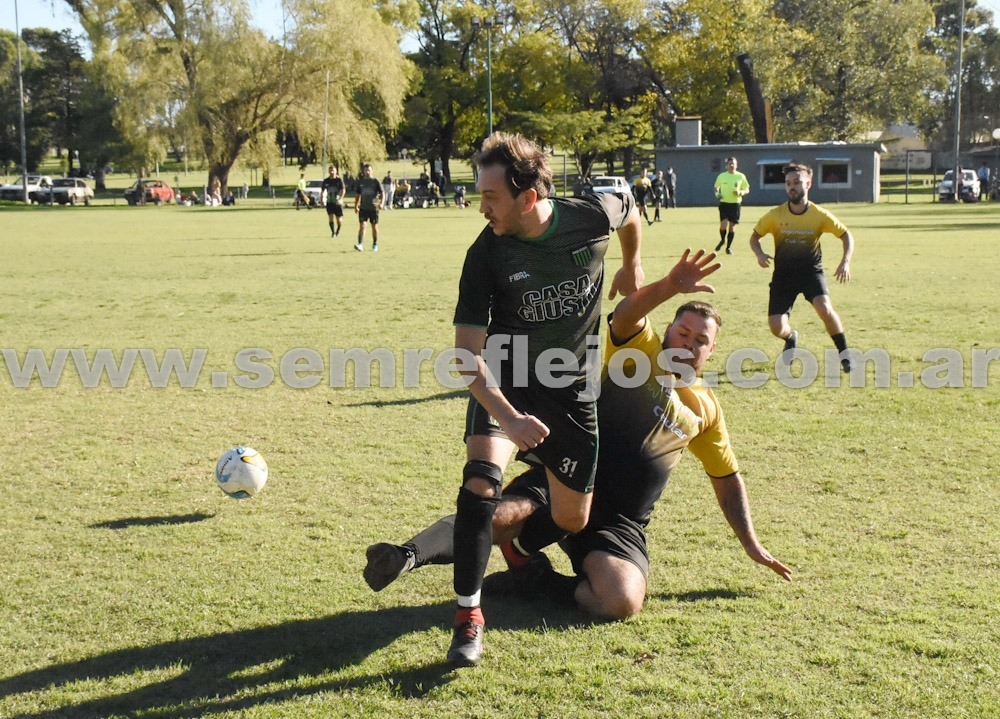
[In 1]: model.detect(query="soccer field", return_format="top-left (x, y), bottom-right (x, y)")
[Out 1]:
top-left (1, 202), bottom-right (998, 718)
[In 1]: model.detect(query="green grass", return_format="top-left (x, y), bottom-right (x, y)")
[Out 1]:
top-left (1, 200), bottom-right (998, 718)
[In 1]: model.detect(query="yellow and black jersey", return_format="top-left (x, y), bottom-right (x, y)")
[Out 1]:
top-left (595, 317), bottom-right (738, 526)
top-left (753, 202), bottom-right (847, 270)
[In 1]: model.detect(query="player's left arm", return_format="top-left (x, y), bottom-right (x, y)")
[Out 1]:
top-left (710, 472), bottom-right (792, 581)
top-left (835, 230), bottom-right (854, 283)
top-left (608, 206), bottom-right (645, 299)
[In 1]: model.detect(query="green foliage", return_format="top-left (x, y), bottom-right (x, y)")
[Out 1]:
top-left (1, 202), bottom-right (999, 717)
top-left (65, 0), bottom-right (411, 191)
top-left (770, 0), bottom-right (946, 141)
top-left (0, 30), bottom-right (48, 172)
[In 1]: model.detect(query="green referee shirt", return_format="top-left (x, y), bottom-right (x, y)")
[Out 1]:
top-left (714, 171), bottom-right (750, 204)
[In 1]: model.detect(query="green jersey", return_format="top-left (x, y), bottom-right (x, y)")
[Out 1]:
top-left (714, 171), bottom-right (750, 204)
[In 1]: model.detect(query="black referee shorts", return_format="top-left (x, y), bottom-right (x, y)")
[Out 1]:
top-left (718, 202), bottom-right (742, 224)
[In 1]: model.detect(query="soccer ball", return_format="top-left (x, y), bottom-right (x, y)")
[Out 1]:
top-left (215, 446), bottom-right (269, 499)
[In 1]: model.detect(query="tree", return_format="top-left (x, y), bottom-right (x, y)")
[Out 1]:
top-left (21, 29), bottom-right (87, 174)
top-left (548, 0), bottom-right (659, 175)
top-left (0, 30), bottom-right (48, 175)
top-left (923, 0), bottom-right (998, 151)
top-left (395, 0), bottom-right (484, 181)
top-left (770, 0), bottom-right (946, 141)
top-left (64, 0), bottom-right (411, 193)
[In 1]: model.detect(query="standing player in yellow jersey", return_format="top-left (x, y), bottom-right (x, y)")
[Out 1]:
top-left (749, 163), bottom-right (855, 373)
top-left (713, 157), bottom-right (750, 254)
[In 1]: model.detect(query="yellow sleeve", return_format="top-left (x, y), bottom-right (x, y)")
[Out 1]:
top-left (684, 386), bottom-right (739, 478)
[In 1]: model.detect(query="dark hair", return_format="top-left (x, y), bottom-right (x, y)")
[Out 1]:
top-left (473, 132), bottom-right (552, 199)
top-left (672, 301), bottom-right (722, 329)
top-left (782, 163), bottom-right (813, 179)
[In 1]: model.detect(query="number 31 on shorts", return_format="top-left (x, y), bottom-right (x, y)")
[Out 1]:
top-left (560, 457), bottom-right (578, 477)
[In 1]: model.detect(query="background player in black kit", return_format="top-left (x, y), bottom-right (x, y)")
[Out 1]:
top-left (422, 132), bottom-right (644, 666)
top-left (321, 165), bottom-right (346, 237)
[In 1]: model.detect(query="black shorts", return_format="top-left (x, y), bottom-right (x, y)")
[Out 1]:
top-left (718, 202), bottom-right (742, 224)
top-left (504, 467), bottom-right (650, 579)
top-left (359, 207), bottom-right (379, 224)
top-left (326, 203), bottom-right (344, 218)
top-left (768, 267), bottom-right (829, 316)
top-left (464, 378), bottom-right (597, 493)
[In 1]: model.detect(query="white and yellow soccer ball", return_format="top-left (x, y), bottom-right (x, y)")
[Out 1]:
top-left (215, 446), bottom-right (269, 499)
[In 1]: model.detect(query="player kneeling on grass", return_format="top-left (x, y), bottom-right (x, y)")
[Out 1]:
top-left (365, 250), bottom-right (791, 621)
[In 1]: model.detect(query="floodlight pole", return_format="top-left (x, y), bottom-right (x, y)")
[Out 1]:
top-left (472, 16), bottom-right (495, 137)
top-left (993, 128), bottom-right (1000, 200)
top-left (951, 0), bottom-right (965, 201)
top-left (14, 0), bottom-right (29, 203)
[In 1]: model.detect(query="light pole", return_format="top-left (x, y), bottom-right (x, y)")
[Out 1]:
top-left (471, 16), bottom-right (495, 136)
top-left (992, 128), bottom-right (1000, 200)
top-left (281, 143), bottom-right (286, 168)
top-left (14, 0), bottom-right (28, 203)
top-left (950, 0), bottom-right (965, 201)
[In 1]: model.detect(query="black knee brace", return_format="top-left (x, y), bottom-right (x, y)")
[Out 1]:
top-left (463, 460), bottom-right (504, 495)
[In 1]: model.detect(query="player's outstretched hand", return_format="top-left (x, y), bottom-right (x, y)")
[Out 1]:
top-left (502, 413), bottom-right (551, 452)
top-left (755, 253), bottom-right (772, 269)
top-left (835, 260), bottom-right (851, 283)
top-left (665, 248), bottom-right (721, 295)
top-left (747, 545), bottom-right (793, 581)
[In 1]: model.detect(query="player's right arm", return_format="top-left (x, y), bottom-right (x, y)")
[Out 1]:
top-left (454, 325), bottom-right (549, 451)
top-left (749, 230), bottom-right (771, 268)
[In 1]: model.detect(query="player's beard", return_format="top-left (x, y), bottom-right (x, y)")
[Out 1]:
top-left (787, 187), bottom-right (805, 205)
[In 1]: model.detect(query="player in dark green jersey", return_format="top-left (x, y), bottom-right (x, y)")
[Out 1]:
top-left (439, 132), bottom-right (644, 666)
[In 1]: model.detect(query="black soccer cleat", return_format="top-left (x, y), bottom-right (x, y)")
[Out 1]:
top-left (447, 616), bottom-right (484, 667)
top-left (783, 330), bottom-right (798, 354)
top-left (363, 543), bottom-right (416, 592)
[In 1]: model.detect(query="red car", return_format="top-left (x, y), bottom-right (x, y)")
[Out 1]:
top-left (124, 179), bottom-right (175, 205)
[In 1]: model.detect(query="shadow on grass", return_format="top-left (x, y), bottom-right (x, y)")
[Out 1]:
top-left (653, 588), bottom-right (748, 603)
top-left (89, 512), bottom-right (216, 530)
top-left (348, 389), bottom-right (468, 407)
top-left (0, 600), bottom-right (577, 718)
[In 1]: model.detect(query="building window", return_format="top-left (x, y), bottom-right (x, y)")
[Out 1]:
top-left (817, 160), bottom-right (852, 188)
top-left (758, 160), bottom-right (792, 188)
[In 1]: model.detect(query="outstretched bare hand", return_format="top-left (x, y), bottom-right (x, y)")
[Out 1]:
top-left (664, 248), bottom-right (721, 295)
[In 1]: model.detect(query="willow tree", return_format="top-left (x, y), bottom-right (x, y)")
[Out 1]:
top-left (63, 0), bottom-right (412, 192)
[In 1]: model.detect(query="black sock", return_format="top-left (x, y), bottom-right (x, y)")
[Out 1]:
top-left (726, 231), bottom-right (735, 248)
top-left (329, 222), bottom-right (335, 234)
top-left (406, 515), bottom-right (456, 566)
top-left (453, 487), bottom-right (499, 597)
top-left (719, 229), bottom-right (727, 243)
top-left (513, 504), bottom-right (568, 555)
top-left (832, 332), bottom-right (849, 354)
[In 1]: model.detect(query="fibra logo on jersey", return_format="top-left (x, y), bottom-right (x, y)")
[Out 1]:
top-left (518, 274), bottom-right (597, 322)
